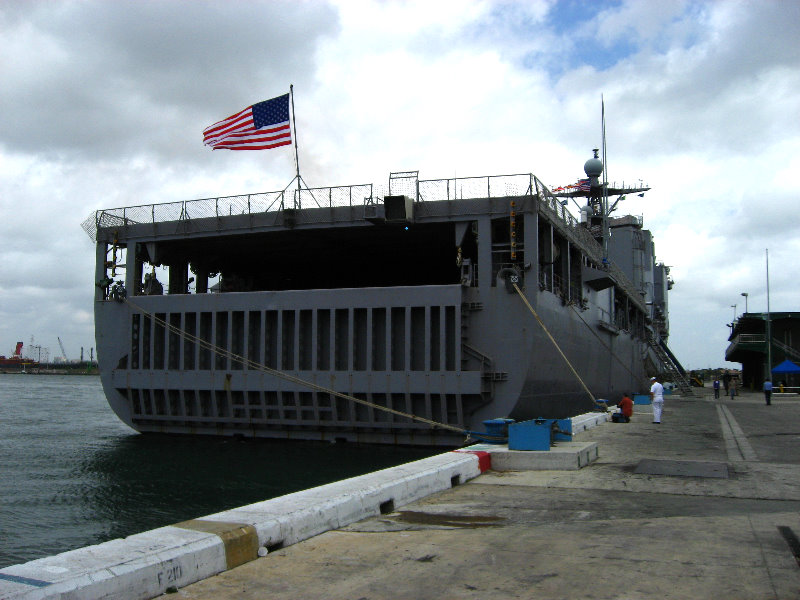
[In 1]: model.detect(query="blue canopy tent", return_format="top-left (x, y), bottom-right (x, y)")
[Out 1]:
top-left (771, 360), bottom-right (800, 391)
top-left (771, 360), bottom-right (800, 374)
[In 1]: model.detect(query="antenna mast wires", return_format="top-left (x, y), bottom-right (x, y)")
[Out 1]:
top-left (601, 95), bottom-right (609, 261)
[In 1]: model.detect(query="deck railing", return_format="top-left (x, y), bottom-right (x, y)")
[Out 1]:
top-left (83, 173), bottom-right (550, 242)
top-left (736, 334), bottom-right (767, 344)
top-left (83, 183), bottom-right (377, 242)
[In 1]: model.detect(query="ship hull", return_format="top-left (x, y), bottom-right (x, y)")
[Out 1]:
top-left (0, 359), bottom-right (38, 373)
top-left (96, 283), bottom-right (646, 446)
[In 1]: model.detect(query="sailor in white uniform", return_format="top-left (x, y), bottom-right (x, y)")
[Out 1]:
top-left (649, 376), bottom-right (664, 424)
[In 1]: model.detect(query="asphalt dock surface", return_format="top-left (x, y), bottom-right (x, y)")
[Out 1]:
top-left (175, 390), bottom-right (800, 599)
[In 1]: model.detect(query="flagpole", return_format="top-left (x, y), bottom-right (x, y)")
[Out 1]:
top-left (290, 84), bottom-right (301, 209)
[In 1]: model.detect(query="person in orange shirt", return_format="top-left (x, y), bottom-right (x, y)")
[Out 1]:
top-left (616, 393), bottom-right (634, 423)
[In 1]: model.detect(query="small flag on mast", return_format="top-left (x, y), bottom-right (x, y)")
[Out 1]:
top-left (203, 94), bottom-right (291, 151)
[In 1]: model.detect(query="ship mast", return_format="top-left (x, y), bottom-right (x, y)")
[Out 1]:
top-left (550, 99), bottom-right (650, 252)
top-left (601, 96), bottom-right (609, 262)
top-left (583, 148), bottom-right (606, 261)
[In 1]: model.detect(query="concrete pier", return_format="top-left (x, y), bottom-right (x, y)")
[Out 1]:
top-left (5, 390), bottom-right (800, 598)
top-left (176, 390), bottom-right (800, 599)
top-left (0, 451), bottom-right (489, 599)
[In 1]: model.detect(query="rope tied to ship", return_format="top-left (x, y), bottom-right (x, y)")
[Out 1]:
top-left (567, 302), bottom-right (646, 382)
top-left (123, 298), bottom-right (508, 442)
top-left (511, 282), bottom-right (597, 404)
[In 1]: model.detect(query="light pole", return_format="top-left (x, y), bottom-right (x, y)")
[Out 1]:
top-left (731, 304), bottom-right (737, 322)
top-left (741, 292), bottom-right (749, 314)
top-left (766, 249), bottom-right (772, 381)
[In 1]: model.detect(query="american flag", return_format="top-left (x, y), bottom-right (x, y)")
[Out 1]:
top-left (203, 94), bottom-right (292, 151)
top-left (578, 178), bottom-right (591, 191)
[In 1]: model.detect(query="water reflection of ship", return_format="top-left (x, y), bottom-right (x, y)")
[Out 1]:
top-left (74, 434), bottom-right (436, 543)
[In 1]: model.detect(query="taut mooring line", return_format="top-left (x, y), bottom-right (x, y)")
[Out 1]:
top-left (512, 283), bottom-right (596, 404)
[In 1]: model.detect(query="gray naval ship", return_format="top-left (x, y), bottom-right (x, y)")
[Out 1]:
top-left (84, 154), bottom-right (687, 446)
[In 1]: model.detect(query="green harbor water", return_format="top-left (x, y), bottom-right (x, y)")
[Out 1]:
top-left (0, 375), bottom-right (438, 568)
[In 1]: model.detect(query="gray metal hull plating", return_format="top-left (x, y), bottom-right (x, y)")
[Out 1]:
top-left (96, 283), bottom-right (645, 446)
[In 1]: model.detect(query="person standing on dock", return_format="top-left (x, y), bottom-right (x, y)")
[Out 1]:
top-left (713, 378), bottom-right (721, 399)
top-left (650, 376), bottom-right (664, 424)
top-left (763, 379), bottom-right (773, 405)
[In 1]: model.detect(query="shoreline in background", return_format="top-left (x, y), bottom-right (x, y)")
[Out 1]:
top-left (0, 369), bottom-right (98, 376)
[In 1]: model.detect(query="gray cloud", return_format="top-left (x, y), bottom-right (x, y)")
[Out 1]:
top-left (0, 0), bottom-right (339, 160)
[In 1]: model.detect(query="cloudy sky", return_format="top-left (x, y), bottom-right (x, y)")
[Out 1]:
top-left (1, 0), bottom-right (798, 370)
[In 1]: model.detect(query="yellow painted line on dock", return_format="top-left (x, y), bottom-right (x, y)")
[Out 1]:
top-left (173, 520), bottom-right (259, 570)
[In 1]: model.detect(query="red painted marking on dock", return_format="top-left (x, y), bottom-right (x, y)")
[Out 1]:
top-left (453, 450), bottom-right (491, 472)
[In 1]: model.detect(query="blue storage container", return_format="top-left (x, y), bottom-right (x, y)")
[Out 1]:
top-left (508, 418), bottom-right (571, 451)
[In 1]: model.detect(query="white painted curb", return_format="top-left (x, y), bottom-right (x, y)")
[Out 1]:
top-left (571, 411), bottom-right (610, 432)
top-left (0, 451), bottom-right (485, 600)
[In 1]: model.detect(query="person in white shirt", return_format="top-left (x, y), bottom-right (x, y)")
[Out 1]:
top-left (650, 376), bottom-right (664, 424)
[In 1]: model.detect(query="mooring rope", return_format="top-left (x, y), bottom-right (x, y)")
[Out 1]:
top-left (568, 303), bottom-right (643, 381)
top-left (512, 283), bottom-right (597, 403)
top-left (124, 298), bottom-right (474, 437)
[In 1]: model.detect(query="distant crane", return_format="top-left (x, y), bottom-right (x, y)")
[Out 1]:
top-left (57, 337), bottom-right (68, 363)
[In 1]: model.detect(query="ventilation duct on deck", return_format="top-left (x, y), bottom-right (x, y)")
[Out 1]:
top-left (384, 195), bottom-right (414, 223)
